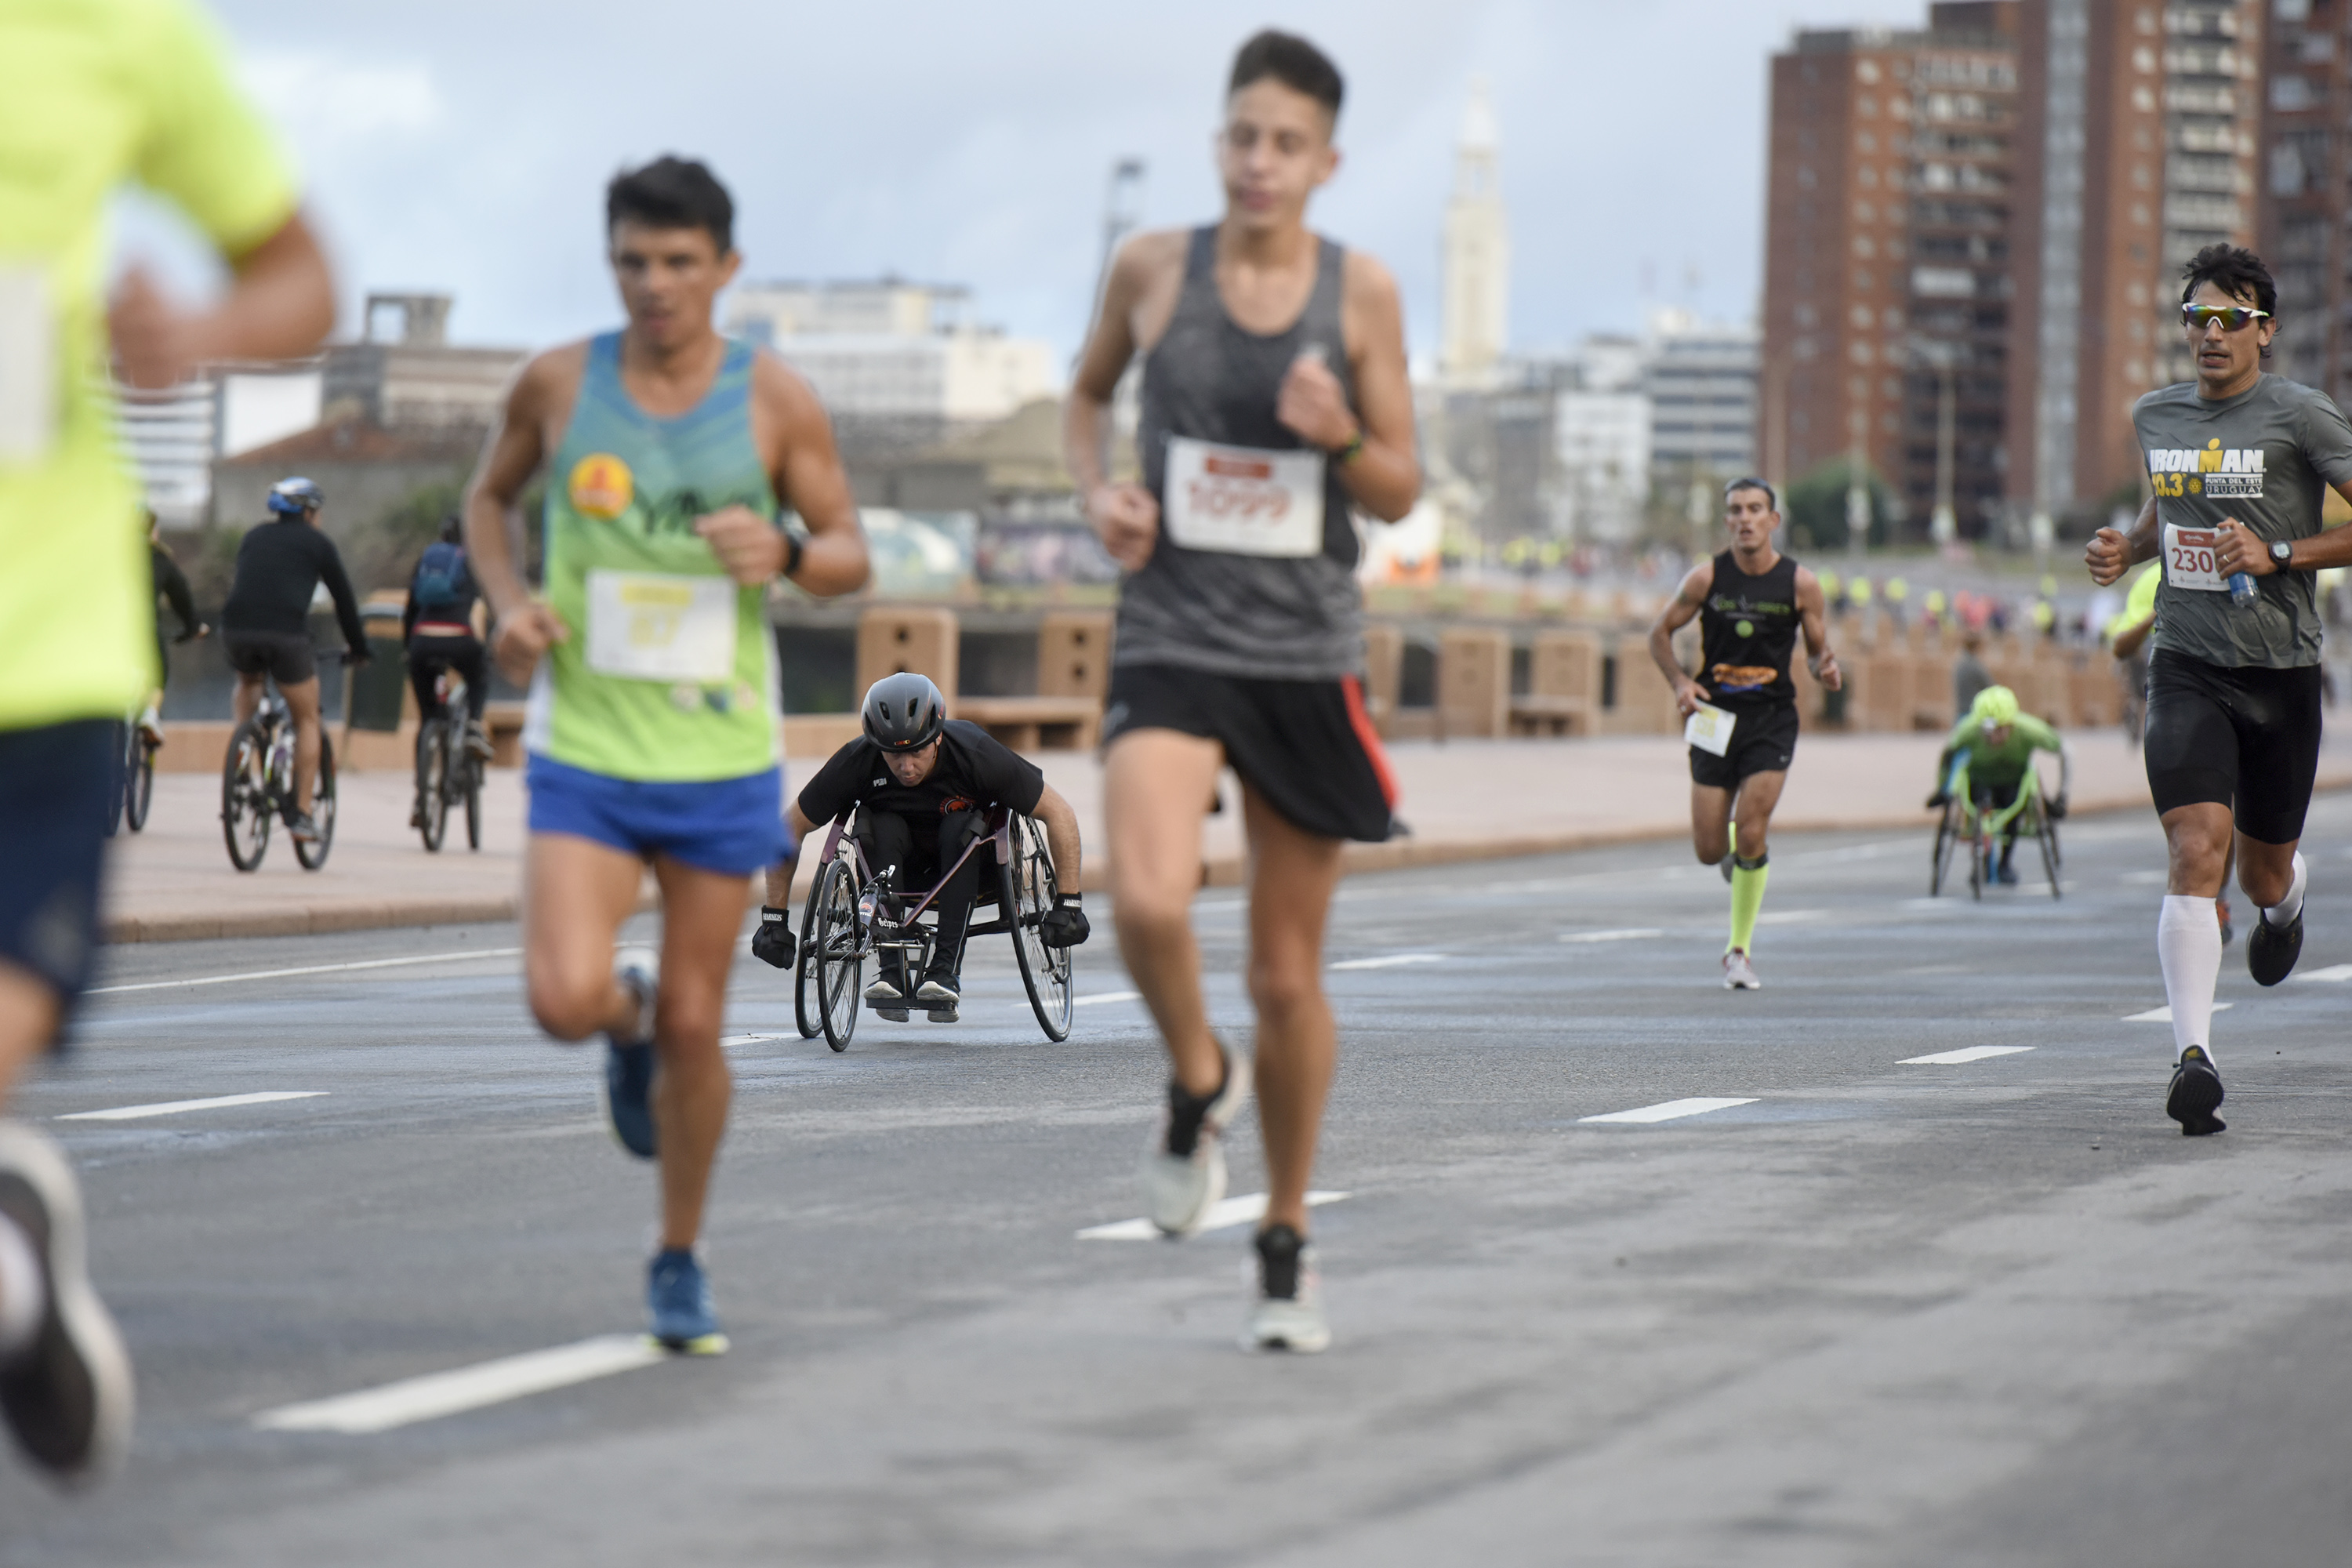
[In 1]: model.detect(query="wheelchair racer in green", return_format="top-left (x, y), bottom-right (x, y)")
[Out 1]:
top-left (1927, 685), bottom-right (2073, 888)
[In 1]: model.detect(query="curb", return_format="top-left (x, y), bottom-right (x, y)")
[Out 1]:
top-left (103, 793), bottom-right (2165, 946)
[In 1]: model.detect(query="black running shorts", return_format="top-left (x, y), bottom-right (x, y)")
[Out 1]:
top-left (223, 630), bottom-right (317, 685)
top-left (1102, 663), bottom-right (1398, 843)
top-left (0, 720), bottom-right (112, 1022)
top-left (1689, 701), bottom-right (1799, 789)
top-left (2143, 648), bottom-right (2322, 844)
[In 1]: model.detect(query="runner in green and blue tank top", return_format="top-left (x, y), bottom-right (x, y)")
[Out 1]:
top-left (464, 157), bottom-right (869, 1354)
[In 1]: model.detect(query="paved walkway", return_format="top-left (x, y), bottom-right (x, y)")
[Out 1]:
top-left (100, 728), bottom-right (2352, 942)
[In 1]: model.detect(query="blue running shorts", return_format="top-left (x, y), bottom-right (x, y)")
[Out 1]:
top-left (0, 720), bottom-right (112, 1021)
top-left (526, 754), bottom-right (789, 877)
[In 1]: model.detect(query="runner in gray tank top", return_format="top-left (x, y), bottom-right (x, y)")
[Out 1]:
top-left (1063, 28), bottom-right (1420, 1355)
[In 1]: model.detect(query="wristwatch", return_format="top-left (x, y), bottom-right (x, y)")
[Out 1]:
top-left (2270, 539), bottom-right (2294, 569)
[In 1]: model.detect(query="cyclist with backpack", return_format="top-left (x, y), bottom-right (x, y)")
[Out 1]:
top-left (403, 514), bottom-right (492, 769)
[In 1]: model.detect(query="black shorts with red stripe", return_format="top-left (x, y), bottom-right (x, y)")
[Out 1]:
top-left (1102, 662), bottom-right (1399, 843)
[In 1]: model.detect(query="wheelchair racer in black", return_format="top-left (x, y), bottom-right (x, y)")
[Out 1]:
top-left (788, 673), bottom-right (1088, 1019)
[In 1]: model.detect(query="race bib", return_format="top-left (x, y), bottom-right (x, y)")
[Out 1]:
top-left (2163, 523), bottom-right (2228, 593)
top-left (1163, 436), bottom-right (1324, 558)
top-left (0, 267), bottom-right (57, 462)
top-left (1685, 702), bottom-right (1737, 757)
top-left (585, 571), bottom-right (737, 683)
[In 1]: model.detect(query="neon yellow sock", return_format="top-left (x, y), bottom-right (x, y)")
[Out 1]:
top-left (1729, 857), bottom-right (1769, 953)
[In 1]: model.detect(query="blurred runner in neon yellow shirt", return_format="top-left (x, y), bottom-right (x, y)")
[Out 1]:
top-left (0, 0), bottom-right (334, 1483)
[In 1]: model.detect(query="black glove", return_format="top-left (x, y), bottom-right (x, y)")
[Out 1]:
top-left (1039, 894), bottom-right (1090, 949)
top-left (1926, 790), bottom-right (1949, 810)
top-left (750, 906), bottom-right (795, 968)
top-left (2049, 794), bottom-right (2069, 821)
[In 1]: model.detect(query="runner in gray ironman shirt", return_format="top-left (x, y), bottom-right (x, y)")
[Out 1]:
top-left (1117, 226), bottom-right (1364, 681)
top-left (2133, 372), bottom-right (2352, 670)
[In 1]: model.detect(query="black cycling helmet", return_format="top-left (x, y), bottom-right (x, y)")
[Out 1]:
top-left (862, 671), bottom-right (946, 753)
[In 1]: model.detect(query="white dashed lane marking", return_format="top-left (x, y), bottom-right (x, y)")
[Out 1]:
top-left (1579, 1098), bottom-right (1757, 1126)
top-left (2123, 1003), bottom-right (2234, 1023)
top-left (1901, 1046), bottom-right (2035, 1065)
top-left (1076, 1190), bottom-right (1349, 1241)
top-left (1073, 990), bottom-right (1142, 1007)
top-left (89, 949), bottom-right (522, 996)
top-left (60, 1091), bottom-right (326, 1122)
top-left (252, 1334), bottom-right (666, 1435)
top-left (1559, 928), bottom-right (1664, 944)
top-left (1329, 953), bottom-right (1445, 971)
top-left (2296, 964), bottom-right (2352, 983)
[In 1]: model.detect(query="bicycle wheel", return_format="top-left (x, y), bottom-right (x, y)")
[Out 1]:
top-left (1929, 800), bottom-right (1960, 896)
top-left (125, 727), bottom-right (155, 832)
top-left (417, 721), bottom-right (449, 852)
top-left (1968, 826), bottom-right (1984, 901)
top-left (295, 735), bottom-right (336, 870)
top-left (810, 858), bottom-right (862, 1053)
top-left (2038, 797), bottom-right (2063, 899)
top-left (1006, 818), bottom-right (1073, 1042)
top-left (463, 747), bottom-right (481, 851)
top-left (220, 718), bottom-right (271, 871)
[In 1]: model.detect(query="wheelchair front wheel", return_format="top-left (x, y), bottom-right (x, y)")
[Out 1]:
top-left (2037, 797), bottom-right (2063, 899)
top-left (811, 858), bottom-right (863, 1053)
top-left (1005, 817), bottom-right (1073, 1043)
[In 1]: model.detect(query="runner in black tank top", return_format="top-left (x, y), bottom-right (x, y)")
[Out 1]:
top-left (1062, 31), bottom-right (1421, 1355)
top-left (1649, 479), bottom-right (1842, 991)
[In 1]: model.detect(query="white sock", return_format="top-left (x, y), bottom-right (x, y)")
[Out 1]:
top-left (2263, 851), bottom-right (2308, 928)
top-left (2158, 894), bottom-right (2223, 1065)
top-left (0, 1213), bottom-right (42, 1361)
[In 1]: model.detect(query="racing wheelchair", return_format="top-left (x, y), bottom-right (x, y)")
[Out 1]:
top-left (1929, 756), bottom-right (2063, 901)
top-left (793, 805), bottom-right (1074, 1051)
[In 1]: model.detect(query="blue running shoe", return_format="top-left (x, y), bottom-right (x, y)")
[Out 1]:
top-left (601, 948), bottom-right (658, 1160)
top-left (647, 1248), bottom-right (727, 1354)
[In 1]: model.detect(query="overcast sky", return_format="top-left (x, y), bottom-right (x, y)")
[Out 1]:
top-left (136, 0), bottom-right (1932, 367)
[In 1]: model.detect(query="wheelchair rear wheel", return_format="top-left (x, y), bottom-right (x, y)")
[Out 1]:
top-left (1930, 799), bottom-right (1962, 896)
top-left (1005, 817), bottom-right (1073, 1042)
top-left (810, 858), bottom-right (862, 1053)
top-left (2036, 796), bottom-right (2063, 899)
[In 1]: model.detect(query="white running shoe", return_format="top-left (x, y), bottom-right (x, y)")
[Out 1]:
top-left (1139, 1038), bottom-right (1251, 1237)
top-left (1243, 1224), bottom-right (1330, 1354)
top-left (1722, 949), bottom-right (1762, 989)
top-left (0, 1123), bottom-right (135, 1483)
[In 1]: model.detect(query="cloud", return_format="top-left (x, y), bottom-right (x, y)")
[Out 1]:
top-left (238, 52), bottom-right (444, 149)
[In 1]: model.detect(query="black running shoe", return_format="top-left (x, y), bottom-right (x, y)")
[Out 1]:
top-left (915, 970), bottom-right (960, 1006)
top-left (0, 1124), bottom-right (133, 1485)
top-left (2166, 1046), bottom-right (2227, 1136)
top-left (2248, 906), bottom-right (2303, 987)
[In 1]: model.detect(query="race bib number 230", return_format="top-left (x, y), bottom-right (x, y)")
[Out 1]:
top-left (2163, 523), bottom-right (2228, 593)
top-left (1163, 436), bottom-right (1325, 558)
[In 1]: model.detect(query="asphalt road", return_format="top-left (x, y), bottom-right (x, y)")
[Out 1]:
top-left (5, 789), bottom-right (2352, 1566)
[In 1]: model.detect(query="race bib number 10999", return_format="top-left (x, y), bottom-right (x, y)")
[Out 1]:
top-left (1162, 436), bottom-right (1325, 558)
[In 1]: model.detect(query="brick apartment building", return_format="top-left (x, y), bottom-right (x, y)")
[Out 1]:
top-left (2260, 0), bottom-right (2350, 403)
top-left (1759, 5), bottom-right (2020, 543)
top-left (2009, 0), bottom-right (2261, 528)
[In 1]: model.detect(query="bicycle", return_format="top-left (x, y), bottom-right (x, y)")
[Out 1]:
top-left (793, 807), bottom-right (1073, 1052)
top-left (220, 657), bottom-right (343, 873)
top-left (412, 667), bottom-right (482, 853)
top-left (1929, 756), bottom-right (2062, 901)
top-left (120, 717), bottom-right (157, 833)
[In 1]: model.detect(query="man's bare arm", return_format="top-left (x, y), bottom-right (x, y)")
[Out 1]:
top-left (1650, 564), bottom-right (1711, 717)
top-left (1065, 234), bottom-right (1181, 572)
top-left (1330, 253), bottom-right (1419, 522)
top-left (463, 354), bottom-right (572, 681)
top-left (1033, 783), bottom-right (1082, 891)
top-left (110, 212), bottom-right (335, 389)
top-left (757, 355), bottom-right (869, 597)
top-left (2087, 496), bottom-right (2158, 586)
top-left (1795, 567), bottom-right (1843, 689)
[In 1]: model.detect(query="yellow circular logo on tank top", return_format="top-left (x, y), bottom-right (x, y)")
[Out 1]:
top-left (568, 453), bottom-right (634, 519)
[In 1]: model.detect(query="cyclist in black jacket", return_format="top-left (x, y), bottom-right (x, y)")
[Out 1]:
top-left (219, 477), bottom-right (368, 840)
top-left (140, 511), bottom-right (205, 746)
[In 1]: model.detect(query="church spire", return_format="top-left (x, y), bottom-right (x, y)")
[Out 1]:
top-left (1441, 78), bottom-right (1509, 387)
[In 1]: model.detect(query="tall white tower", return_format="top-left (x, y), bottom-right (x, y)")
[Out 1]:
top-left (1441, 79), bottom-right (1509, 386)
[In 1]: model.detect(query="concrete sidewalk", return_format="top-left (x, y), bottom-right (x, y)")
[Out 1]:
top-left (98, 728), bottom-right (2352, 942)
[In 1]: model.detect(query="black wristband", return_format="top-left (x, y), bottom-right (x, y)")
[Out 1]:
top-left (782, 531), bottom-right (805, 579)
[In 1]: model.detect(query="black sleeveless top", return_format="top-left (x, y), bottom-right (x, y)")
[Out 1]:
top-left (1697, 549), bottom-right (1802, 709)
top-left (1118, 226), bottom-right (1364, 681)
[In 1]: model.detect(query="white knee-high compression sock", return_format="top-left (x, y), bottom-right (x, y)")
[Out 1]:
top-left (2263, 851), bottom-right (2308, 928)
top-left (0, 1212), bottom-right (42, 1361)
top-left (2159, 894), bottom-right (2223, 1065)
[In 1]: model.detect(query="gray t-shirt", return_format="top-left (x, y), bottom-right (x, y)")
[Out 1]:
top-left (2132, 372), bottom-right (2352, 669)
